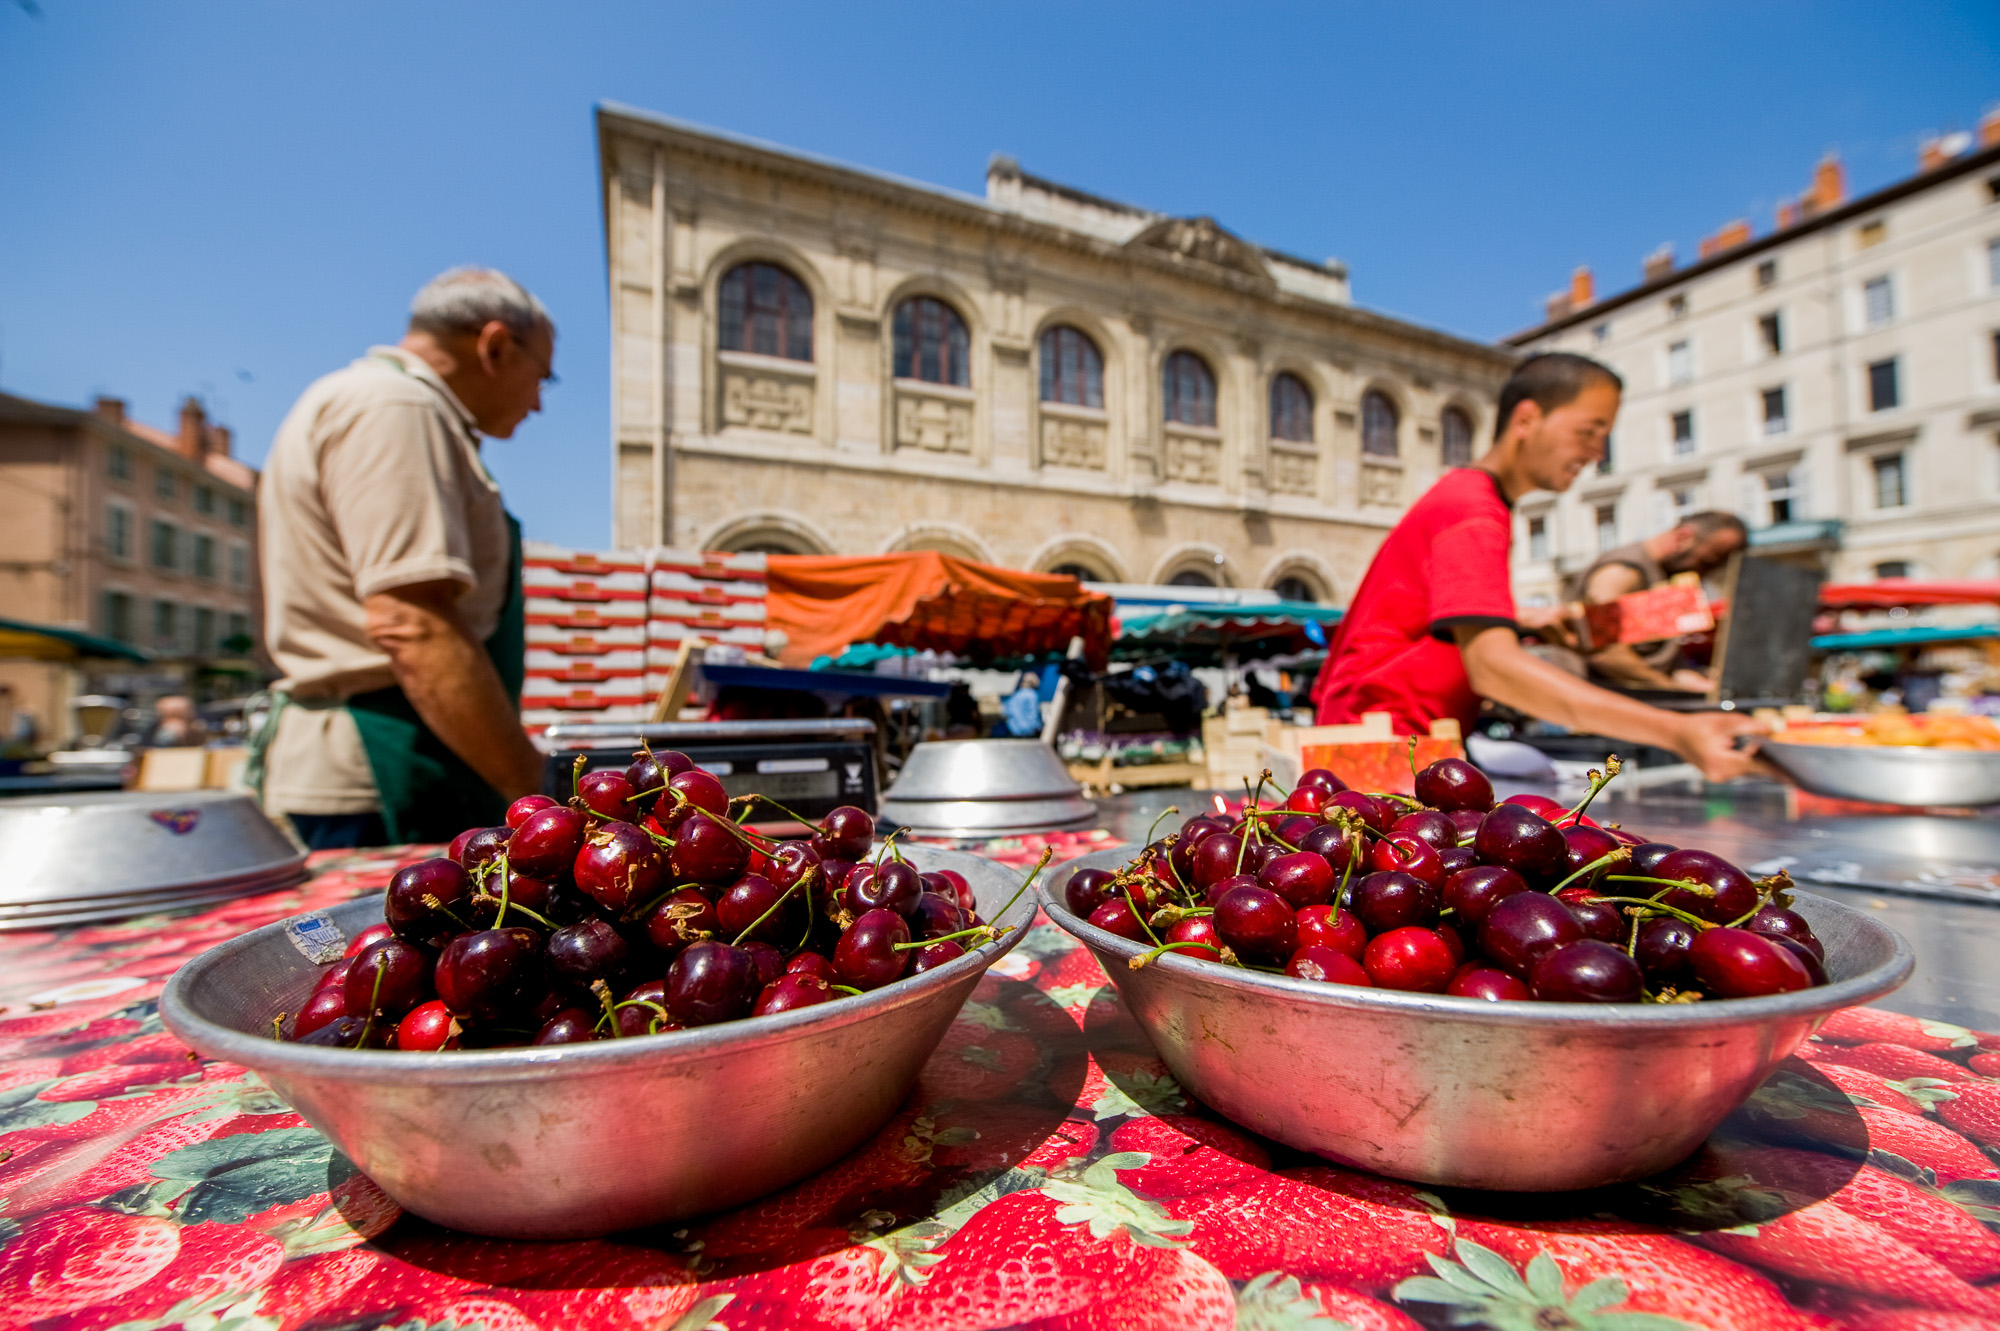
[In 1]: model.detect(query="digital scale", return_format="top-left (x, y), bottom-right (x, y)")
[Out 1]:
top-left (538, 718), bottom-right (878, 825)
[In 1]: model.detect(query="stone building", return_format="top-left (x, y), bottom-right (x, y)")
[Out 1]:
top-left (596, 104), bottom-right (1513, 600)
top-left (1509, 114), bottom-right (2000, 603)
top-left (0, 392), bottom-right (260, 744)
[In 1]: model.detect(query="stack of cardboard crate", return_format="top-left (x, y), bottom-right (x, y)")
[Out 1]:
top-left (521, 543), bottom-right (651, 733)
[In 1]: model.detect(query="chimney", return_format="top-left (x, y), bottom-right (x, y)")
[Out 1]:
top-left (1776, 198), bottom-right (1801, 230)
top-left (177, 397), bottom-right (208, 461)
top-left (209, 424), bottom-right (232, 459)
top-left (1982, 105), bottom-right (2000, 149)
top-left (1806, 154), bottom-right (1846, 214)
top-left (1569, 265), bottom-right (1594, 309)
top-left (1543, 291), bottom-right (1573, 323)
top-left (1697, 219), bottom-right (1753, 259)
top-left (1919, 136), bottom-right (1950, 172)
top-left (1642, 244), bottom-right (1675, 284)
top-left (92, 396), bottom-right (126, 426)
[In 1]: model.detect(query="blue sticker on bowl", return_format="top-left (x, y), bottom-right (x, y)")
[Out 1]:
top-left (283, 911), bottom-right (346, 964)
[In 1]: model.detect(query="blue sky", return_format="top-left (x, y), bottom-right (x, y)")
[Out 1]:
top-left (3, 2), bottom-right (1995, 548)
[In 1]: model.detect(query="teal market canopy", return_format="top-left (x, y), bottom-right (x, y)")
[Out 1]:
top-left (1112, 600), bottom-right (1344, 663)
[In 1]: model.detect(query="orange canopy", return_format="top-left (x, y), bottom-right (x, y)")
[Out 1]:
top-left (1819, 580), bottom-right (2000, 609)
top-left (764, 552), bottom-right (1113, 670)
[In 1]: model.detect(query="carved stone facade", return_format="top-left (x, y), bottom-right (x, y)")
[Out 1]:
top-left (598, 106), bottom-right (1512, 601)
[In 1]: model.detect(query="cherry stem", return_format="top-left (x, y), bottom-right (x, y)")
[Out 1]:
top-left (354, 965), bottom-right (386, 1050)
top-left (1333, 834), bottom-right (1360, 913)
top-left (730, 865), bottom-right (820, 948)
top-left (736, 791), bottom-right (821, 833)
top-left (492, 852), bottom-right (513, 928)
top-left (1122, 880), bottom-right (1163, 947)
top-left (893, 922), bottom-right (997, 951)
top-left (830, 984), bottom-right (864, 996)
top-left (1565, 754), bottom-right (1624, 824)
top-left (1143, 805), bottom-right (1181, 848)
top-left (1407, 736), bottom-right (1419, 781)
top-left (1587, 895), bottom-right (1712, 928)
top-left (1605, 873), bottom-right (1712, 896)
top-left (1548, 847), bottom-right (1632, 895)
top-left (979, 847), bottom-right (1054, 944)
top-left (1128, 938), bottom-right (1220, 970)
top-left (571, 754), bottom-right (587, 801)
top-left (1377, 791), bottom-right (1424, 810)
top-left (610, 997), bottom-right (670, 1036)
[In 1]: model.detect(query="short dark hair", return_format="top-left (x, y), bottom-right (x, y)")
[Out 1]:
top-left (1678, 510), bottom-right (1747, 542)
top-left (1494, 352), bottom-right (1623, 440)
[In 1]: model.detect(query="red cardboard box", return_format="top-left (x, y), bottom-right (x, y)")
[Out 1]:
top-left (1582, 582), bottom-right (1713, 648)
top-left (1296, 738), bottom-right (1464, 797)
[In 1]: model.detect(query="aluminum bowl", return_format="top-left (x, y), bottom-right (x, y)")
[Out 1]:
top-left (1761, 739), bottom-right (2000, 807)
top-left (880, 739), bottom-right (1095, 837)
top-left (1043, 846), bottom-right (1913, 1192)
top-left (161, 845), bottom-right (1033, 1239)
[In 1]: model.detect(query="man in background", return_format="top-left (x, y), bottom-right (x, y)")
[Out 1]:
top-left (1573, 511), bottom-right (1746, 692)
top-left (255, 268), bottom-right (553, 848)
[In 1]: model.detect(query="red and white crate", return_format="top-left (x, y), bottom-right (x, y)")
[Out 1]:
top-left (523, 564), bottom-right (648, 604)
top-left (650, 596), bottom-right (768, 629)
top-left (523, 541), bottom-right (647, 575)
top-left (525, 597), bottom-right (648, 630)
top-left (524, 648), bottom-right (647, 682)
top-left (524, 622), bottom-right (648, 655)
top-left (522, 704), bottom-right (649, 734)
top-left (649, 547), bottom-right (766, 583)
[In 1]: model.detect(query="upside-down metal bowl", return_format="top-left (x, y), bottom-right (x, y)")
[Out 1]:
top-left (161, 845), bottom-right (1033, 1239)
top-left (880, 739), bottom-right (1095, 837)
top-left (1761, 739), bottom-right (2000, 807)
top-left (1043, 846), bottom-right (1913, 1192)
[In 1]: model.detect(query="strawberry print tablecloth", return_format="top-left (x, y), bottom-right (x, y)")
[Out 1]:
top-left (2, 837), bottom-right (1999, 1331)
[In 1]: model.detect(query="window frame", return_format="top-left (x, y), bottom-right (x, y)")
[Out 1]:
top-left (1863, 275), bottom-right (1895, 328)
top-left (107, 445), bottom-right (132, 483)
top-left (1867, 357), bottom-right (1900, 413)
top-left (1269, 372), bottom-right (1314, 444)
top-left (892, 296), bottom-right (971, 388)
top-left (1670, 409), bottom-right (1696, 456)
top-left (102, 589), bottom-right (132, 644)
top-left (1038, 325), bottom-right (1104, 409)
top-left (1666, 339), bottom-right (1693, 386)
top-left (1872, 451), bottom-right (1908, 510)
top-left (149, 518), bottom-right (181, 573)
top-left (717, 261), bottom-right (815, 363)
top-left (1758, 311), bottom-right (1783, 356)
top-left (192, 533), bottom-right (217, 582)
top-left (1527, 515), bottom-right (1551, 562)
top-left (1761, 385), bottom-right (1789, 436)
top-left (1594, 503), bottom-right (1619, 553)
top-left (1439, 406), bottom-right (1474, 468)
top-left (1360, 389), bottom-right (1400, 458)
top-left (105, 502), bottom-right (133, 563)
top-left (151, 599), bottom-right (179, 654)
top-left (155, 466), bottom-right (177, 503)
top-left (1162, 350), bottom-right (1218, 429)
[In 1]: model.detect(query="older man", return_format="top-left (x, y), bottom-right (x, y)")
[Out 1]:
top-left (256, 268), bottom-right (554, 848)
top-left (1573, 510), bottom-right (1747, 692)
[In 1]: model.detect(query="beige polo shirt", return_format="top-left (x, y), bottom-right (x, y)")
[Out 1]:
top-left (260, 346), bottom-right (511, 815)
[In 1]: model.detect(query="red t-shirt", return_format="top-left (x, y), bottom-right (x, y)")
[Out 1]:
top-left (1311, 468), bottom-right (1517, 735)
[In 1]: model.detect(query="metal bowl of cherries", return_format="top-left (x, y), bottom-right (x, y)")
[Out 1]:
top-left (161, 748), bottom-right (1041, 1239)
top-left (1040, 756), bottom-right (1913, 1193)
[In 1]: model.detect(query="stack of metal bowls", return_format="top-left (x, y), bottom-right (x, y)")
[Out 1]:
top-left (1760, 740), bottom-right (2000, 807)
top-left (0, 789), bottom-right (308, 930)
top-left (1043, 846), bottom-right (1914, 1192)
top-left (878, 739), bottom-right (1095, 838)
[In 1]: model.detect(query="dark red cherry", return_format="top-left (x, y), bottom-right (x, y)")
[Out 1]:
top-left (1447, 963), bottom-right (1532, 1001)
top-left (1368, 833), bottom-right (1446, 891)
top-left (1191, 834), bottom-right (1246, 889)
top-left (1444, 808), bottom-right (1487, 845)
top-left (455, 826), bottom-right (513, 874)
top-left (811, 805), bottom-right (875, 861)
top-left (911, 940), bottom-right (967, 973)
top-left (642, 887), bottom-right (717, 958)
top-left (505, 793), bottom-right (558, 829)
top-left (1627, 843), bottom-right (1679, 876)
top-left (1770, 936), bottom-right (1829, 986)
top-left (470, 865), bottom-right (557, 928)
top-left (1298, 823), bottom-right (1364, 877)
top-left (435, 928), bottom-right (542, 1021)
top-left (670, 768), bottom-right (729, 817)
top-left (740, 940), bottom-right (787, 986)
top-left (1634, 916), bottom-right (1698, 985)
top-left (342, 922), bottom-right (395, 959)
top-left (395, 999), bottom-right (461, 1051)
top-left (344, 938), bottom-right (432, 1017)
top-left (1295, 767), bottom-right (1346, 796)
top-left (1258, 851), bottom-right (1336, 909)
top-left (1293, 904), bottom-right (1366, 958)
top-left (1203, 872), bottom-right (1259, 908)
top-left (786, 951), bottom-right (839, 982)
top-left (1390, 809), bottom-right (1459, 849)
top-left (1531, 940), bottom-right (1644, 1003)
top-left (1559, 825), bottom-right (1624, 891)
top-left (1501, 792), bottom-right (1567, 818)
top-left (1326, 789), bottom-right (1393, 833)
top-left (296, 1015), bottom-right (386, 1048)
top-left (1087, 896), bottom-right (1146, 941)
top-left (927, 868), bottom-right (974, 913)
top-left (1743, 904), bottom-right (1823, 960)
top-left (617, 978), bottom-right (677, 1036)
top-left (1065, 867), bottom-right (1119, 918)
top-left (1554, 887), bottom-right (1625, 943)
top-left (1687, 927), bottom-right (1814, 998)
top-left (856, 860), bottom-right (923, 917)
top-left (754, 972), bottom-right (834, 1016)
top-left (834, 908), bottom-right (911, 990)
top-left (1478, 892), bottom-right (1583, 975)
top-left (912, 891), bottom-right (967, 940)
top-left (532, 1007), bottom-right (601, 1045)
top-left (1436, 845), bottom-right (1477, 875)
top-left (1284, 785), bottom-right (1331, 816)
top-left (1473, 804), bottom-right (1569, 880)
top-left (623, 750), bottom-right (670, 818)
top-left (313, 958), bottom-right (354, 996)
top-left (1179, 815), bottom-right (1229, 848)
top-left (1162, 915), bottom-right (1224, 961)
top-left (384, 858), bottom-right (472, 947)
top-left (509, 806), bottom-right (587, 879)
top-left (1362, 927), bottom-right (1456, 992)
top-left (291, 984), bottom-right (348, 1038)
top-left (666, 939), bottom-right (758, 1025)
top-left (1351, 871), bottom-right (1440, 934)
top-left (1650, 848), bottom-right (1757, 925)
top-left (545, 919), bottom-right (631, 987)
top-left (717, 874), bottom-right (788, 944)
top-left (573, 821), bottom-right (670, 912)
top-left (1286, 945), bottom-right (1371, 985)
top-left (576, 768), bottom-right (638, 821)
top-left (673, 811), bottom-right (751, 884)
top-left (1212, 884), bottom-right (1297, 963)
top-left (446, 826), bottom-right (479, 864)
top-left (1414, 757), bottom-right (1494, 812)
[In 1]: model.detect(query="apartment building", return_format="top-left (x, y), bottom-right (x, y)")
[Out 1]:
top-left (1509, 113), bottom-right (2000, 603)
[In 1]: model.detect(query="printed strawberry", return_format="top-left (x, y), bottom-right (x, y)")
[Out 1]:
top-left (1395, 1235), bottom-right (1722, 1331)
top-left (486, 1240), bottom-right (702, 1331)
top-left (1109, 1113), bottom-right (1271, 1198)
top-left (897, 1158), bottom-right (1192, 1331)
top-left (1855, 1108), bottom-right (1998, 1183)
top-left (1935, 1079), bottom-right (2000, 1150)
top-left (399, 1293), bottom-right (546, 1331)
top-left (1069, 1049), bottom-right (1185, 1121)
top-left (244, 1247), bottom-right (394, 1331)
top-left (930, 1106), bottom-right (1098, 1175)
top-left (1970, 1052), bottom-right (2000, 1078)
top-left (0, 1206), bottom-right (182, 1322)
top-left (0, 992), bottom-right (150, 1041)
top-left (921, 1027), bottom-right (1042, 1102)
top-left (1808, 1060), bottom-right (1955, 1116)
top-left (1815, 1042), bottom-right (1979, 1085)
top-left (1165, 1164), bottom-right (1452, 1288)
top-left (692, 1107), bottom-right (932, 1258)
top-left (1733, 1147), bottom-right (2000, 1281)
top-left (1459, 1217), bottom-right (1827, 1330)
top-left (3, 1108), bottom-right (247, 1217)
top-left (58, 1029), bottom-right (197, 1075)
top-left (1226, 1272), bottom-right (1423, 1331)
top-left (36, 1059), bottom-right (190, 1103)
top-left (246, 1165), bottom-right (402, 1257)
top-left (1838, 1310), bottom-right (2000, 1330)
top-left (0, 1058), bottom-right (65, 1093)
top-left (55, 1220), bottom-right (285, 1331)
top-left (11, 1080), bottom-right (222, 1144)
top-left (1026, 1245), bottom-right (1235, 1330)
top-left (1741, 1069), bottom-right (1994, 1181)
top-left (1037, 946), bottom-right (1110, 1013)
top-left (716, 1227), bottom-right (945, 1331)
top-left (1816, 1009), bottom-right (1981, 1053)
top-left (1695, 1195), bottom-right (2000, 1317)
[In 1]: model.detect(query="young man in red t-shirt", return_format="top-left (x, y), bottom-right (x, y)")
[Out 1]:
top-left (1311, 352), bottom-right (1762, 782)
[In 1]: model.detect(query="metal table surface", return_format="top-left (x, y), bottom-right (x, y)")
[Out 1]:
top-left (1093, 777), bottom-right (2000, 1033)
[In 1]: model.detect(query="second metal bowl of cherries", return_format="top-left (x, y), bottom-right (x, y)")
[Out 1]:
top-left (1040, 756), bottom-right (1913, 1192)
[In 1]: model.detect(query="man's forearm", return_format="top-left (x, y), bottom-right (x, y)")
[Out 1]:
top-left (1461, 627), bottom-right (1686, 753)
top-left (1586, 643), bottom-right (1682, 691)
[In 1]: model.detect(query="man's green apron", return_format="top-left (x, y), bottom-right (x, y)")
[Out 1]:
top-left (346, 512), bottom-right (526, 845)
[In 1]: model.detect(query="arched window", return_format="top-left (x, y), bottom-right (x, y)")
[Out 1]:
top-left (1272, 575), bottom-right (1318, 604)
top-left (718, 263), bottom-right (813, 362)
top-left (1048, 562), bottom-right (1098, 581)
top-left (1270, 372), bottom-right (1314, 443)
top-left (892, 297), bottom-right (970, 387)
top-left (1362, 390), bottom-right (1400, 457)
top-left (1167, 568), bottom-right (1216, 588)
top-left (1163, 351), bottom-right (1217, 428)
top-left (1039, 326), bottom-right (1103, 408)
top-left (1441, 406), bottom-right (1474, 468)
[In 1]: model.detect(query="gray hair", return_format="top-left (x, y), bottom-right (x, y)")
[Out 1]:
top-left (408, 267), bottom-right (553, 340)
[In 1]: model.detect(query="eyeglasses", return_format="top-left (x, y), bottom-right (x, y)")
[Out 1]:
top-left (509, 328), bottom-right (559, 386)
